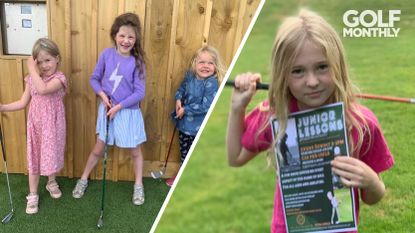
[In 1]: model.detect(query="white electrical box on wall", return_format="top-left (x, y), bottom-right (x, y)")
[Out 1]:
top-left (2, 2), bottom-right (47, 55)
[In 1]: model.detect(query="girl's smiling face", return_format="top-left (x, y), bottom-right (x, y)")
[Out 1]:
top-left (288, 39), bottom-right (335, 110)
top-left (115, 25), bottom-right (136, 56)
top-left (195, 51), bottom-right (215, 79)
top-left (36, 50), bottom-right (59, 78)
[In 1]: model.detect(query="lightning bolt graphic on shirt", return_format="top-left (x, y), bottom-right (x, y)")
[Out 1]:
top-left (109, 62), bottom-right (123, 94)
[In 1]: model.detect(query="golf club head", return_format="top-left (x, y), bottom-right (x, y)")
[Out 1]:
top-left (97, 217), bottom-right (104, 229)
top-left (150, 170), bottom-right (164, 180)
top-left (1, 211), bottom-right (13, 224)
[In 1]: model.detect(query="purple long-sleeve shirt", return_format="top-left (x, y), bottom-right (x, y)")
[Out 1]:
top-left (90, 47), bottom-right (146, 109)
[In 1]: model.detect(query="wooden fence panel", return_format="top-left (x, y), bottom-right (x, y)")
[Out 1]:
top-left (238, 0), bottom-right (260, 51)
top-left (49, 0), bottom-right (73, 177)
top-left (124, 0), bottom-right (146, 20)
top-left (68, 0), bottom-right (99, 179)
top-left (0, 59), bottom-right (27, 172)
top-left (208, 0), bottom-right (241, 65)
top-left (139, 0), bottom-right (177, 180)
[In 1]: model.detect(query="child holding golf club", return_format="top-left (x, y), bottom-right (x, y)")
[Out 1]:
top-left (72, 12), bottom-right (147, 206)
top-left (166, 45), bottom-right (225, 186)
top-left (227, 9), bottom-right (394, 232)
top-left (0, 38), bottom-right (67, 214)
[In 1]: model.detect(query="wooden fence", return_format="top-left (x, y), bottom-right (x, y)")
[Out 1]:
top-left (0, 0), bottom-right (261, 181)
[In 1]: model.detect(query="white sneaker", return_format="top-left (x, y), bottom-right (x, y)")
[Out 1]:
top-left (26, 193), bottom-right (39, 214)
top-left (132, 184), bottom-right (144, 205)
top-left (72, 179), bottom-right (88, 198)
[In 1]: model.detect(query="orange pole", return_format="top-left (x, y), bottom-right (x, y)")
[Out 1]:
top-left (225, 81), bottom-right (415, 104)
top-left (356, 93), bottom-right (415, 104)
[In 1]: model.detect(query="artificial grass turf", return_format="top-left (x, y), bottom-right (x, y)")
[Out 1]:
top-left (0, 174), bottom-right (169, 233)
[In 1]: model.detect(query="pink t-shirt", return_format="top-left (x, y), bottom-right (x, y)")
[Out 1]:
top-left (242, 100), bottom-right (394, 233)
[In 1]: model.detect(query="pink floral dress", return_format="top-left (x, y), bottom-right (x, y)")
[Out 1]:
top-left (25, 71), bottom-right (67, 176)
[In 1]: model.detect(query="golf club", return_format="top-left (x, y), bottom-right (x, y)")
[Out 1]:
top-left (225, 80), bottom-right (415, 104)
top-left (225, 80), bottom-right (269, 90)
top-left (0, 121), bottom-right (14, 224)
top-left (97, 113), bottom-right (110, 229)
top-left (151, 127), bottom-right (177, 180)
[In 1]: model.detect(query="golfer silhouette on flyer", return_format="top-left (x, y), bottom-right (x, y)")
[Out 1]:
top-left (327, 191), bottom-right (340, 224)
top-left (279, 133), bottom-right (293, 166)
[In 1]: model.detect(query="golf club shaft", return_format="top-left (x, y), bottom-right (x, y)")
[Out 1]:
top-left (163, 127), bottom-right (177, 169)
top-left (225, 80), bottom-right (415, 104)
top-left (3, 161), bottom-right (13, 210)
top-left (0, 122), bottom-right (14, 213)
top-left (98, 113), bottom-right (110, 228)
top-left (100, 149), bottom-right (107, 212)
top-left (151, 123), bottom-right (179, 179)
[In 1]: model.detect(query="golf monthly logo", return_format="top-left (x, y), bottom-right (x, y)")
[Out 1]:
top-left (343, 10), bottom-right (401, 37)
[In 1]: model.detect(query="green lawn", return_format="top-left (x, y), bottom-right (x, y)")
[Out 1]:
top-left (0, 174), bottom-right (169, 233)
top-left (155, 0), bottom-right (415, 233)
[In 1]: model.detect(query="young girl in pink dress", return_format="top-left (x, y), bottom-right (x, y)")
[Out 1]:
top-left (227, 10), bottom-right (394, 232)
top-left (0, 38), bottom-right (67, 214)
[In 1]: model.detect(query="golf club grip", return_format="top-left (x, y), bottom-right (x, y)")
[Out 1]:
top-left (0, 123), bottom-right (6, 161)
top-left (104, 96), bottom-right (111, 149)
top-left (225, 80), bottom-right (269, 90)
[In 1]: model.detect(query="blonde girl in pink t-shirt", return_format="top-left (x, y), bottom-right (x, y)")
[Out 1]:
top-left (226, 9), bottom-right (394, 233)
top-left (0, 38), bottom-right (67, 214)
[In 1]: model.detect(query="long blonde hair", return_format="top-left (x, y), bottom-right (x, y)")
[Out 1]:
top-left (269, 9), bottom-right (368, 157)
top-left (189, 45), bottom-right (226, 84)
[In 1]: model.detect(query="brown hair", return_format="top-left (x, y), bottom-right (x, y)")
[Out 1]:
top-left (110, 12), bottom-right (146, 74)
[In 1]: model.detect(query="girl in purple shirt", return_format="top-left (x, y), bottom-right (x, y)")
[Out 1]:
top-left (227, 10), bottom-right (394, 233)
top-left (72, 13), bottom-right (147, 206)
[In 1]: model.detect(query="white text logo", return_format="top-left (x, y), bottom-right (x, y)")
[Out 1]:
top-left (343, 10), bottom-right (401, 38)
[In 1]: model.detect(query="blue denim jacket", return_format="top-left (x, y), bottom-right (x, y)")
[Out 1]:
top-left (171, 70), bottom-right (218, 136)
